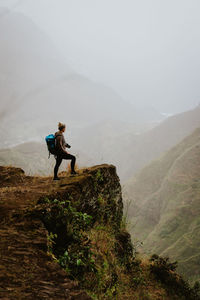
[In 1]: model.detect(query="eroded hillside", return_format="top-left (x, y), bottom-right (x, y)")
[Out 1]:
top-left (124, 128), bottom-right (200, 284)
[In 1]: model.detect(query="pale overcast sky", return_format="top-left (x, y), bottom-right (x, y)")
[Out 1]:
top-left (1, 0), bottom-right (200, 114)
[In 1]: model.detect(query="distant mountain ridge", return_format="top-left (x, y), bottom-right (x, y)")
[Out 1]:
top-left (124, 128), bottom-right (200, 283)
top-left (123, 105), bottom-right (200, 180)
top-left (70, 105), bottom-right (200, 181)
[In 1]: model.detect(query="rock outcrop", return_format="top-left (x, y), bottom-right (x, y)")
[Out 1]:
top-left (0, 164), bottom-right (126, 299)
top-left (0, 164), bottom-right (198, 299)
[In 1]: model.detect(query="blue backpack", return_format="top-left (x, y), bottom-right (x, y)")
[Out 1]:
top-left (45, 134), bottom-right (57, 158)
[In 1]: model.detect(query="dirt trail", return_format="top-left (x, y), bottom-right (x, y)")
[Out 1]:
top-left (0, 166), bottom-right (90, 300)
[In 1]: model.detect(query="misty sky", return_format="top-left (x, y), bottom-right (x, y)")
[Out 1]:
top-left (1, 0), bottom-right (200, 114)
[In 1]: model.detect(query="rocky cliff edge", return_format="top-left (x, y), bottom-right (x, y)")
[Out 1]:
top-left (0, 165), bottom-right (198, 299)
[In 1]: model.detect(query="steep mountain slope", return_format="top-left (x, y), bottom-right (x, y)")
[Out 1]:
top-left (0, 164), bottom-right (198, 299)
top-left (123, 105), bottom-right (200, 180)
top-left (72, 119), bottom-right (158, 174)
top-left (124, 128), bottom-right (200, 283)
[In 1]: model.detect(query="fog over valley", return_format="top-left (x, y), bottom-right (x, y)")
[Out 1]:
top-left (1, 1), bottom-right (200, 289)
top-left (1, 0), bottom-right (200, 177)
top-left (1, 0), bottom-right (200, 113)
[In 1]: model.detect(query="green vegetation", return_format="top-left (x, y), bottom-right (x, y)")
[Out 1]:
top-left (124, 128), bottom-right (200, 284)
top-left (150, 255), bottom-right (200, 299)
top-left (41, 198), bottom-right (94, 278)
top-left (38, 194), bottom-right (199, 299)
top-left (39, 196), bottom-right (136, 297)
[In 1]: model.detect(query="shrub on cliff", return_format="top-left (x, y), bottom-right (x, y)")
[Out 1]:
top-left (150, 254), bottom-right (200, 299)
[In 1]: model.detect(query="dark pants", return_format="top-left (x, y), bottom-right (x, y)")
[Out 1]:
top-left (54, 152), bottom-right (76, 177)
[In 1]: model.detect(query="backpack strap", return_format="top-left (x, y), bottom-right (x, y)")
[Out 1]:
top-left (54, 134), bottom-right (62, 147)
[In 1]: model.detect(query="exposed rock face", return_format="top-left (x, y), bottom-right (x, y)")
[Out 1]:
top-left (38, 165), bottom-right (123, 231)
top-left (0, 164), bottom-right (123, 299)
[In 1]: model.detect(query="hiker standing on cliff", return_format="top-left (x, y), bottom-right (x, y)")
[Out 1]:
top-left (53, 122), bottom-right (77, 180)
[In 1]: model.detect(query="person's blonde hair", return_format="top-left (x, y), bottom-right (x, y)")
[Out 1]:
top-left (58, 122), bottom-right (66, 131)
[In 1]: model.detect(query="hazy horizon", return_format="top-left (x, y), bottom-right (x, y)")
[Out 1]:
top-left (1, 0), bottom-right (200, 114)
top-left (0, 2), bottom-right (200, 291)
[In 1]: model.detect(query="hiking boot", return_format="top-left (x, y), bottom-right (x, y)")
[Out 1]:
top-left (53, 177), bottom-right (60, 180)
top-left (71, 171), bottom-right (77, 175)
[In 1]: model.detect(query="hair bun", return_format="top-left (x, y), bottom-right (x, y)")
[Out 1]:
top-left (58, 122), bottom-right (66, 130)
